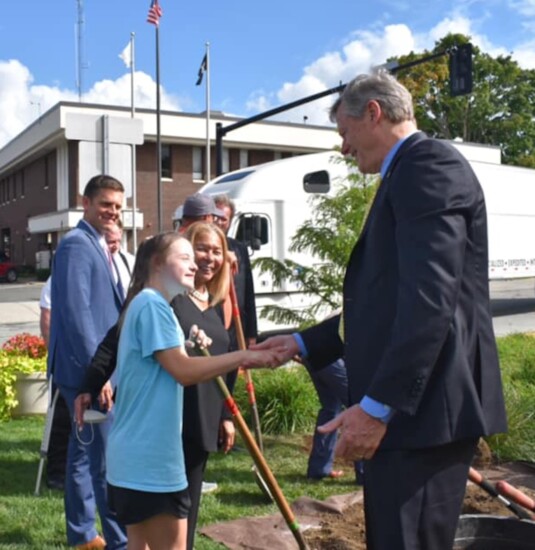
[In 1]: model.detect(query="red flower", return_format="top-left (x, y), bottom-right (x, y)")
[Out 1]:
top-left (2, 333), bottom-right (47, 359)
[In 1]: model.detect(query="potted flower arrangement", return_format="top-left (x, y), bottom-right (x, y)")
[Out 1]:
top-left (0, 333), bottom-right (48, 420)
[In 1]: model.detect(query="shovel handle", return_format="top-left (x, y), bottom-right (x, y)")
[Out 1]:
top-left (468, 467), bottom-right (534, 520)
top-left (496, 480), bottom-right (535, 513)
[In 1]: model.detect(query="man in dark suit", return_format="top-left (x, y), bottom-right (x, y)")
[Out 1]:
top-left (253, 71), bottom-right (507, 549)
top-left (214, 194), bottom-right (258, 348)
top-left (48, 175), bottom-right (127, 549)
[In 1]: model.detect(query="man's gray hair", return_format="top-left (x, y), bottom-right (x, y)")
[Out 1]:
top-left (330, 70), bottom-right (414, 123)
top-left (213, 193), bottom-right (236, 219)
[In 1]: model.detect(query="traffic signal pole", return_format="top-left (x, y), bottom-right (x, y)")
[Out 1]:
top-left (215, 44), bottom-right (472, 176)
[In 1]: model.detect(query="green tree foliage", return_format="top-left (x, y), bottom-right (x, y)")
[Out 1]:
top-left (392, 33), bottom-right (535, 167)
top-left (254, 157), bottom-right (377, 328)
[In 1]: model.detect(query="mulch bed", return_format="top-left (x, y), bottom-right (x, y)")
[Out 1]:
top-left (304, 482), bottom-right (535, 549)
top-left (201, 439), bottom-right (535, 549)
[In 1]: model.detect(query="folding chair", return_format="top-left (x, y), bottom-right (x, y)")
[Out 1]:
top-left (34, 377), bottom-right (60, 496)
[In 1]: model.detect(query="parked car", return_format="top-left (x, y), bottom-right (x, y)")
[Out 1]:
top-left (0, 251), bottom-right (17, 283)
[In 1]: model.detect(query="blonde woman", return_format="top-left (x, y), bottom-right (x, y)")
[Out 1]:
top-left (170, 222), bottom-right (237, 550)
top-left (104, 232), bottom-right (283, 550)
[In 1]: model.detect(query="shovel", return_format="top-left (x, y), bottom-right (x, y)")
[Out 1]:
top-left (198, 346), bottom-right (309, 550)
top-left (468, 467), bottom-right (534, 520)
top-left (228, 278), bottom-right (273, 502)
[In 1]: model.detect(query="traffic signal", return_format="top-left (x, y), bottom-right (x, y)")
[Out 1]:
top-left (449, 43), bottom-right (473, 96)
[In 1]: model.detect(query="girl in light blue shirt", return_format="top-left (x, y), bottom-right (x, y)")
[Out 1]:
top-left (106, 232), bottom-right (284, 550)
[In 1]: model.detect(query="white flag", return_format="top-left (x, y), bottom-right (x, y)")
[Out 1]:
top-left (119, 41), bottom-right (132, 69)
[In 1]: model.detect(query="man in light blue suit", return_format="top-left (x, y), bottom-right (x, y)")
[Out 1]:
top-left (48, 174), bottom-right (127, 550)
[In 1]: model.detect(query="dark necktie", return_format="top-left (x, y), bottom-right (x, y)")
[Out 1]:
top-left (111, 256), bottom-right (126, 303)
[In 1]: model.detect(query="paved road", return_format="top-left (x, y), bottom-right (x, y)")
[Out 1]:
top-left (0, 279), bottom-right (534, 345)
top-left (0, 281), bottom-right (44, 344)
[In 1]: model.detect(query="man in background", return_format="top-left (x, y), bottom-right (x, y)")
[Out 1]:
top-left (49, 174), bottom-right (127, 550)
top-left (213, 194), bottom-right (257, 348)
top-left (104, 221), bottom-right (135, 298)
top-left (177, 193), bottom-right (224, 233)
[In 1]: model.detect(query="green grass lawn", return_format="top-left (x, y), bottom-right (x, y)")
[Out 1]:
top-left (0, 417), bottom-right (359, 549)
top-left (2, 334), bottom-right (534, 549)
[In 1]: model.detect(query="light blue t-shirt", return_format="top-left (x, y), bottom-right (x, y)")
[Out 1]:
top-left (106, 288), bottom-right (187, 492)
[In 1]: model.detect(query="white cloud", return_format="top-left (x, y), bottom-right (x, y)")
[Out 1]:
top-left (0, 60), bottom-right (181, 149)
top-left (0, 60), bottom-right (42, 147)
top-left (513, 40), bottom-right (535, 67)
top-left (509, 0), bottom-right (535, 16)
top-left (245, 90), bottom-right (274, 113)
top-left (421, 15), bottom-right (510, 58)
top-left (246, 24), bottom-right (417, 127)
top-left (245, 13), bottom-right (535, 128)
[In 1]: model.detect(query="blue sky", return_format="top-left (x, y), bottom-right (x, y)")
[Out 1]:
top-left (1, 0), bottom-right (535, 147)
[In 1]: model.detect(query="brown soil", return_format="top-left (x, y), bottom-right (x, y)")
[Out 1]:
top-left (304, 483), bottom-right (535, 550)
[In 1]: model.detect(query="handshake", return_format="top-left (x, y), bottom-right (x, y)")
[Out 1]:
top-left (246, 334), bottom-right (300, 369)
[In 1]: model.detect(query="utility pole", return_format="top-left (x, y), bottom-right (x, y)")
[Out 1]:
top-left (75, 0), bottom-right (87, 101)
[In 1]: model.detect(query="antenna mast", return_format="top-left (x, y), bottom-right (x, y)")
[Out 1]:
top-left (75, 0), bottom-right (86, 101)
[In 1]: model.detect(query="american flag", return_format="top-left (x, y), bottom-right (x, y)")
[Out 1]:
top-left (147, 0), bottom-right (162, 26)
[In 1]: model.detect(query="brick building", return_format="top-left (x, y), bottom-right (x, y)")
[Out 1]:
top-left (0, 102), bottom-right (337, 267)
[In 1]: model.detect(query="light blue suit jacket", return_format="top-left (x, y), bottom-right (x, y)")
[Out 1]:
top-left (48, 220), bottom-right (123, 390)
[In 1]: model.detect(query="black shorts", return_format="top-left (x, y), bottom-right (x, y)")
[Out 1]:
top-left (107, 483), bottom-right (191, 525)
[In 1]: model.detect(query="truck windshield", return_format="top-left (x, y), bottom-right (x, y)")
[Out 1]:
top-left (214, 170), bottom-right (255, 184)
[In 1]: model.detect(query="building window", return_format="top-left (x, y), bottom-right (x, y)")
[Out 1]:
top-left (222, 148), bottom-right (230, 174)
top-left (192, 147), bottom-right (204, 181)
top-left (161, 144), bottom-right (172, 179)
top-left (239, 149), bottom-right (249, 169)
top-left (20, 171), bottom-right (25, 198)
top-left (12, 176), bottom-right (16, 201)
top-left (44, 156), bottom-right (49, 189)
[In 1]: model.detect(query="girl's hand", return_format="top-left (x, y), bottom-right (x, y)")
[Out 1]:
top-left (186, 324), bottom-right (213, 350)
top-left (98, 381), bottom-right (114, 411)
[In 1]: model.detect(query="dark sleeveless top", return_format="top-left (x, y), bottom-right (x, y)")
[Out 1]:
top-left (171, 294), bottom-right (231, 452)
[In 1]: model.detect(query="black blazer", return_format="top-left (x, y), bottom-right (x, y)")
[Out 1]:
top-left (302, 132), bottom-right (507, 450)
top-left (227, 237), bottom-right (258, 343)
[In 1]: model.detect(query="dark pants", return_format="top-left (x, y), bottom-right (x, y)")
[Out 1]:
top-left (183, 440), bottom-right (210, 550)
top-left (306, 359), bottom-right (363, 481)
top-left (46, 389), bottom-right (71, 486)
top-left (363, 438), bottom-right (478, 550)
top-left (60, 386), bottom-right (127, 549)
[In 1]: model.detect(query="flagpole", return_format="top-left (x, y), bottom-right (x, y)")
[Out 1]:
top-left (130, 31), bottom-right (138, 251)
top-left (205, 42), bottom-right (211, 183)
top-left (155, 25), bottom-right (163, 232)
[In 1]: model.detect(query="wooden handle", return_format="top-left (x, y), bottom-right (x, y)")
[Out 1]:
top-left (228, 278), bottom-right (264, 452)
top-left (469, 467), bottom-right (534, 520)
top-left (496, 480), bottom-right (535, 512)
top-left (468, 467), bottom-right (484, 486)
top-left (198, 343), bottom-right (308, 549)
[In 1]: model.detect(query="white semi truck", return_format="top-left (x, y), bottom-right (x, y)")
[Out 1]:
top-left (175, 142), bottom-right (535, 335)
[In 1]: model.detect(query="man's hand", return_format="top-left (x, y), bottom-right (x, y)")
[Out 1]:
top-left (219, 419), bottom-right (236, 453)
top-left (318, 404), bottom-right (387, 461)
top-left (98, 381), bottom-right (114, 412)
top-left (249, 335), bottom-right (299, 365)
top-left (74, 393), bottom-right (92, 429)
top-left (227, 251), bottom-right (239, 275)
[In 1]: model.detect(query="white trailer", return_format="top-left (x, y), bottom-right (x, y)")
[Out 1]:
top-left (180, 142), bottom-right (535, 334)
